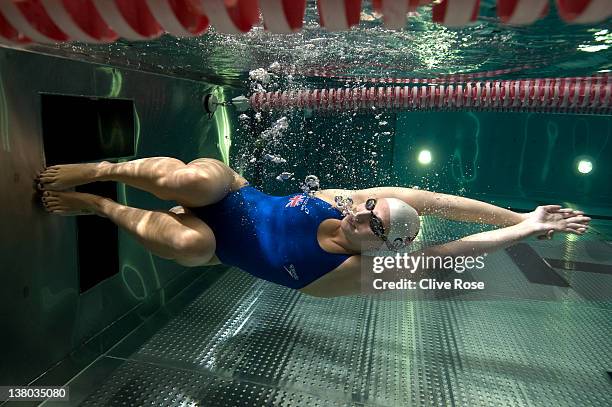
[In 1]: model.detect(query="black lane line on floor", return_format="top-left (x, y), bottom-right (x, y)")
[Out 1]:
top-left (544, 259), bottom-right (612, 275)
top-left (505, 243), bottom-right (570, 287)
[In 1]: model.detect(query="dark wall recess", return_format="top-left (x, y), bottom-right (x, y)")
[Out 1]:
top-left (75, 182), bottom-right (120, 292)
top-left (40, 93), bottom-right (135, 292)
top-left (40, 93), bottom-right (135, 164)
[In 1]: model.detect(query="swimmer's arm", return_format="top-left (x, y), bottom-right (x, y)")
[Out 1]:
top-left (354, 187), bottom-right (526, 226)
top-left (317, 188), bottom-right (356, 200)
top-left (361, 222), bottom-right (538, 285)
top-left (421, 220), bottom-right (539, 258)
top-left (328, 221), bottom-right (542, 297)
top-left (322, 222), bottom-right (535, 297)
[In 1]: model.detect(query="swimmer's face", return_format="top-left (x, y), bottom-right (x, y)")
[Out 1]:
top-left (341, 198), bottom-right (391, 247)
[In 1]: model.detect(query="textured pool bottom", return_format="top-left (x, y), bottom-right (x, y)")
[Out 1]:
top-left (51, 218), bottom-right (612, 407)
top-left (62, 265), bottom-right (611, 406)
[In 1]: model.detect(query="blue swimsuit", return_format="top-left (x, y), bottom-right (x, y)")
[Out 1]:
top-left (189, 186), bottom-right (351, 289)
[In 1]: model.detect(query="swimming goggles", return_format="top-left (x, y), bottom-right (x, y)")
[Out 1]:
top-left (365, 198), bottom-right (395, 250)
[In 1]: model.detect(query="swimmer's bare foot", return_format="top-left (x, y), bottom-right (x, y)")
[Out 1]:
top-left (40, 190), bottom-right (106, 217)
top-left (37, 161), bottom-right (110, 191)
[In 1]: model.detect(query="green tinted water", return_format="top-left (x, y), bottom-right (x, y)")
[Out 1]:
top-left (22, 0), bottom-right (611, 212)
top-left (231, 108), bottom-right (611, 215)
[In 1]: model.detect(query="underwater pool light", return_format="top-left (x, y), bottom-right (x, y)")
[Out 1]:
top-left (577, 159), bottom-right (593, 174)
top-left (418, 150), bottom-right (432, 165)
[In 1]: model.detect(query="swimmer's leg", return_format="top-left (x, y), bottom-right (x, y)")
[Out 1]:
top-left (41, 190), bottom-right (215, 266)
top-left (37, 157), bottom-right (246, 207)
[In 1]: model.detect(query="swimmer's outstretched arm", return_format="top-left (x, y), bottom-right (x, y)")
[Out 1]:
top-left (354, 187), bottom-right (572, 227)
top-left (352, 206), bottom-right (591, 296)
top-left (421, 205), bottom-right (589, 257)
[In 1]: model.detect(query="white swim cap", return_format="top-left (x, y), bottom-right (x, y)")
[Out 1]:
top-left (382, 198), bottom-right (420, 250)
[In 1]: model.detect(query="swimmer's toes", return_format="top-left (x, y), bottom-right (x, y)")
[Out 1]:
top-left (38, 169), bottom-right (58, 179)
top-left (41, 191), bottom-right (59, 207)
top-left (46, 191), bottom-right (64, 200)
top-left (37, 170), bottom-right (64, 190)
top-left (40, 180), bottom-right (63, 191)
top-left (39, 190), bottom-right (96, 216)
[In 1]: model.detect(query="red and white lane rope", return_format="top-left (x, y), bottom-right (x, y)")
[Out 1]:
top-left (1, 0), bottom-right (610, 45)
top-left (91, 0), bottom-right (163, 41)
top-left (40, 0), bottom-right (118, 43)
top-left (197, 0), bottom-right (259, 34)
top-left (556, 0), bottom-right (612, 24)
top-left (0, 0), bottom-right (67, 43)
top-left (432, 0), bottom-right (480, 27)
top-left (497, 0), bottom-right (549, 25)
top-left (259, 0), bottom-right (305, 33)
top-left (0, 7), bottom-right (31, 44)
top-left (370, 0), bottom-right (438, 29)
top-left (371, 0), bottom-right (420, 30)
top-left (145, 0), bottom-right (208, 37)
top-left (249, 77), bottom-right (612, 115)
top-left (317, 0), bottom-right (361, 31)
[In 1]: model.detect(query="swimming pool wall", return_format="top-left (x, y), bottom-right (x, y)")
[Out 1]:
top-left (0, 47), bottom-right (235, 388)
top-left (393, 110), bottom-right (612, 216)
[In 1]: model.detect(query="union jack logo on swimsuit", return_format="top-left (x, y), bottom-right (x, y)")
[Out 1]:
top-left (285, 195), bottom-right (304, 208)
top-left (283, 264), bottom-right (299, 280)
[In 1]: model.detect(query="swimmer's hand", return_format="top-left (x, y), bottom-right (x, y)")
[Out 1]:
top-left (521, 205), bottom-right (590, 240)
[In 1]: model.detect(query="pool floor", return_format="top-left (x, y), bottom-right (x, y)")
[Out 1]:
top-left (42, 218), bottom-right (612, 407)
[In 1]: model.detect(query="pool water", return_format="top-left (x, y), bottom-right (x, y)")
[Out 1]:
top-left (25, 1), bottom-right (612, 84)
top-left (3, 1), bottom-right (611, 406)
